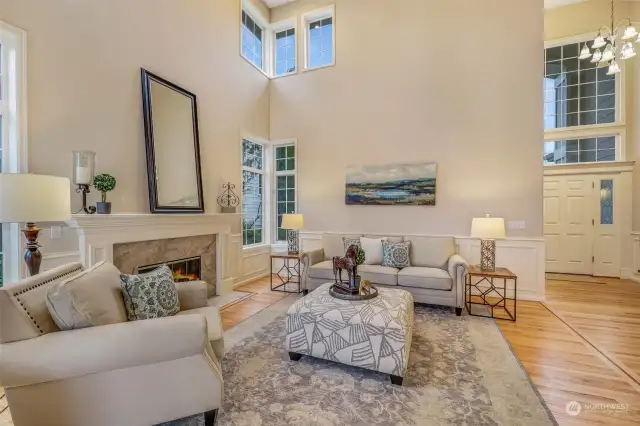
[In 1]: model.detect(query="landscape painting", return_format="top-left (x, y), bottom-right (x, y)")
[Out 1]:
top-left (345, 162), bottom-right (437, 205)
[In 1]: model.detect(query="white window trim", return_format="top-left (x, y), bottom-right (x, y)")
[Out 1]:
top-left (271, 18), bottom-right (298, 79)
top-left (301, 4), bottom-right (336, 72)
top-left (544, 131), bottom-right (623, 167)
top-left (0, 20), bottom-right (27, 285)
top-left (271, 139), bottom-right (297, 244)
top-left (544, 32), bottom-right (625, 135)
top-left (240, 133), bottom-right (272, 250)
top-left (240, 0), bottom-right (271, 78)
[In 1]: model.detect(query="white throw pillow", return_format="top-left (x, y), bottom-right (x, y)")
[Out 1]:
top-left (360, 237), bottom-right (387, 265)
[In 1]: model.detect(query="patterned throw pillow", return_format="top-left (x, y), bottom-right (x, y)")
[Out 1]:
top-left (342, 237), bottom-right (361, 253)
top-left (382, 241), bottom-right (411, 268)
top-left (120, 265), bottom-right (180, 321)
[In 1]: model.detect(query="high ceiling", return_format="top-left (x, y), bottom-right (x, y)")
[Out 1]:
top-left (262, 0), bottom-right (601, 10)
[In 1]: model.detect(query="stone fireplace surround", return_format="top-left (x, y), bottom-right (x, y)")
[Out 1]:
top-left (113, 235), bottom-right (216, 296)
top-left (66, 213), bottom-right (240, 296)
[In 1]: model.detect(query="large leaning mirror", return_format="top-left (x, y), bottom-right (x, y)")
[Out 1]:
top-left (141, 69), bottom-right (205, 213)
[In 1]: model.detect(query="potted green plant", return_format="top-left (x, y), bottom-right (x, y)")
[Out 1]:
top-left (352, 247), bottom-right (366, 288)
top-left (93, 173), bottom-right (116, 214)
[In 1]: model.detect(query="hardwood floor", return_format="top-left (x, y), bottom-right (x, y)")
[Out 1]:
top-left (499, 276), bottom-right (640, 425)
top-left (1, 274), bottom-right (638, 425)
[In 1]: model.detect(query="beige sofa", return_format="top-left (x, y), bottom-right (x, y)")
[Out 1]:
top-left (304, 234), bottom-right (468, 315)
top-left (0, 263), bottom-right (223, 426)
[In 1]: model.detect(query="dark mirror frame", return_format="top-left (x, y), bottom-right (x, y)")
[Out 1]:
top-left (141, 69), bottom-right (205, 213)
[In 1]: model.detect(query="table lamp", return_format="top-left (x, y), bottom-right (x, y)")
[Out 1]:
top-left (0, 174), bottom-right (71, 276)
top-left (281, 213), bottom-right (304, 254)
top-left (470, 214), bottom-right (505, 271)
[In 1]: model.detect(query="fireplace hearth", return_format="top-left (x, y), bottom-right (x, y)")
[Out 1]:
top-left (138, 256), bottom-right (202, 282)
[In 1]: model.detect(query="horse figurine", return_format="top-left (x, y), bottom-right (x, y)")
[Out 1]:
top-left (333, 245), bottom-right (358, 287)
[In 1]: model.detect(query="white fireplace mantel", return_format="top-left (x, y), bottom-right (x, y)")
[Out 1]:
top-left (66, 213), bottom-right (243, 295)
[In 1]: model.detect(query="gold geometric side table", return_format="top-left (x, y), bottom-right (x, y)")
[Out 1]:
top-left (465, 265), bottom-right (517, 321)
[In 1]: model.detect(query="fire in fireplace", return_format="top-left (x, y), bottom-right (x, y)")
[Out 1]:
top-left (137, 256), bottom-right (202, 283)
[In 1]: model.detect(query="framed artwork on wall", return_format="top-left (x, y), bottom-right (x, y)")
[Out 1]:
top-left (345, 162), bottom-right (437, 206)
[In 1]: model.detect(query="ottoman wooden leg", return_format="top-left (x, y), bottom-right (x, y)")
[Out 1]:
top-left (390, 375), bottom-right (403, 386)
top-left (455, 307), bottom-right (462, 316)
top-left (289, 352), bottom-right (303, 361)
top-left (204, 409), bottom-right (218, 426)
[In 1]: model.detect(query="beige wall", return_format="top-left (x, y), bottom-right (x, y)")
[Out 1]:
top-left (0, 0), bottom-right (270, 256)
top-left (270, 0), bottom-right (544, 237)
top-left (545, 0), bottom-right (640, 230)
top-left (0, 0), bottom-right (270, 213)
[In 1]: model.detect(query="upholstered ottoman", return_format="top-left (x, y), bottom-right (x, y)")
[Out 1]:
top-left (285, 282), bottom-right (414, 385)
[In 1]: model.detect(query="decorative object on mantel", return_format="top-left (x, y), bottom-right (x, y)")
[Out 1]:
top-left (346, 162), bottom-right (437, 205)
top-left (93, 173), bottom-right (116, 214)
top-left (470, 214), bottom-right (505, 272)
top-left (141, 69), bottom-right (205, 214)
top-left (578, 0), bottom-right (638, 76)
top-left (217, 182), bottom-right (239, 213)
top-left (73, 150), bottom-right (97, 214)
top-left (0, 174), bottom-right (71, 276)
top-left (281, 213), bottom-right (303, 254)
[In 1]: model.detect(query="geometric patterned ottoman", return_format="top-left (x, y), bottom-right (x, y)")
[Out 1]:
top-left (285, 282), bottom-right (414, 385)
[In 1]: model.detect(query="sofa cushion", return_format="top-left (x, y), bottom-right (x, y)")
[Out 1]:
top-left (398, 267), bottom-right (452, 291)
top-left (381, 241), bottom-right (411, 268)
top-left (309, 260), bottom-right (335, 280)
top-left (0, 263), bottom-right (84, 344)
top-left (323, 234), bottom-right (362, 260)
top-left (404, 236), bottom-right (456, 269)
top-left (358, 265), bottom-right (399, 286)
top-left (46, 261), bottom-right (128, 331)
top-left (120, 265), bottom-right (181, 321)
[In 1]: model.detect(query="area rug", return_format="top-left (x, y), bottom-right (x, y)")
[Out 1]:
top-left (163, 296), bottom-right (557, 426)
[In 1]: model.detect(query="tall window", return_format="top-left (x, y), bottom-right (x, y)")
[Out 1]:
top-left (275, 28), bottom-right (296, 77)
top-left (242, 139), bottom-right (264, 247)
top-left (544, 42), bottom-right (616, 130)
top-left (544, 39), bottom-right (620, 165)
top-left (303, 6), bottom-right (335, 70)
top-left (241, 9), bottom-right (264, 71)
top-left (0, 21), bottom-right (27, 286)
top-left (274, 144), bottom-right (296, 242)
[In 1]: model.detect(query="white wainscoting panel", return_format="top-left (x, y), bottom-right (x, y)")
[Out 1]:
top-left (235, 244), bottom-right (270, 287)
top-left (299, 232), bottom-right (546, 301)
top-left (41, 251), bottom-right (81, 272)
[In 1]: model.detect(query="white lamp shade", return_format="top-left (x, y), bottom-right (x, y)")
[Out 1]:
top-left (471, 217), bottom-right (506, 239)
top-left (622, 25), bottom-right (638, 41)
top-left (601, 44), bottom-right (615, 62)
top-left (591, 49), bottom-right (603, 63)
top-left (592, 35), bottom-right (606, 49)
top-left (0, 174), bottom-right (71, 223)
top-left (281, 213), bottom-right (304, 230)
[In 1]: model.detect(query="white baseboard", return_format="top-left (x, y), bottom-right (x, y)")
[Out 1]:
top-left (621, 267), bottom-right (635, 280)
top-left (234, 272), bottom-right (269, 288)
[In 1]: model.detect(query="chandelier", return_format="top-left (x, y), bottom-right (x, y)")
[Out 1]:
top-left (579, 0), bottom-right (637, 75)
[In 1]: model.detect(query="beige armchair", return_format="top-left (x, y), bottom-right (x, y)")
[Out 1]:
top-left (0, 263), bottom-right (224, 426)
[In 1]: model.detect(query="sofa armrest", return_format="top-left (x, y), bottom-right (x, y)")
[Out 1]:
top-left (177, 280), bottom-right (209, 310)
top-left (448, 254), bottom-right (469, 307)
top-left (301, 248), bottom-right (325, 292)
top-left (0, 314), bottom-right (210, 388)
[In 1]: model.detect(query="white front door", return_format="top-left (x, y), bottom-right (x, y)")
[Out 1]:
top-left (544, 176), bottom-right (594, 274)
top-left (543, 174), bottom-right (622, 277)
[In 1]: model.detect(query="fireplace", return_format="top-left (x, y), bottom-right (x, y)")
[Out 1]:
top-left (137, 256), bottom-right (202, 282)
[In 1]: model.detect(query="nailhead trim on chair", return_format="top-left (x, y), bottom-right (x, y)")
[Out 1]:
top-left (12, 266), bottom-right (83, 334)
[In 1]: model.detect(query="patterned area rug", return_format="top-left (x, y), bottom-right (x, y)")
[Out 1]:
top-left (163, 299), bottom-right (556, 426)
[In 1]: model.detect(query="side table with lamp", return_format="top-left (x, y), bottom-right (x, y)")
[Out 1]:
top-left (467, 215), bottom-right (517, 321)
top-left (271, 214), bottom-right (305, 293)
top-left (0, 174), bottom-right (71, 276)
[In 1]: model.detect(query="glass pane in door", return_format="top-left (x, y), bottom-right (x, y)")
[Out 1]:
top-left (600, 179), bottom-right (613, 225)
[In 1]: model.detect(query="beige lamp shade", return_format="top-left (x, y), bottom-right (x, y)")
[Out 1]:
top-left (281, 213), bottom-right (304, 230)
top-left (470, 216), bottom-right (505, 239)
top-left (0, 174), bottom-right (71, 223)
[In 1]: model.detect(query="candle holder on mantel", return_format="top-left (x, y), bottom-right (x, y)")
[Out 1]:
top-left (73, 150), bottom-right (97, 214)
